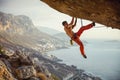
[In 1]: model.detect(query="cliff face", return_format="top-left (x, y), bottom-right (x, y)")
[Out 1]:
top-left (0, 12), bottom-right (68, 52)
top-left (0, 12), bottom-right (34, 34)
top-left (0, 45), bottom-right (102, 80)
top-left (40, 0), bottom-right (120, 29)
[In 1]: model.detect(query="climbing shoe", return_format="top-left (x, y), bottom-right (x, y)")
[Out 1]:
top-left (92, 22), bottom-right (95, 26)
top-left (83, 55), bottom-right (87, 59)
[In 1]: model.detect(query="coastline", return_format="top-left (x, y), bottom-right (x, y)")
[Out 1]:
top-left (47, 40), bottom-right (120, 80)
top-left (46, 46), bottom-right (102, 80)
top-left (63, 73), bottom-right (74, 80)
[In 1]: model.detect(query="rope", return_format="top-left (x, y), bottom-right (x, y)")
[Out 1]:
top-left (81, 18), bottom-right (83, 27)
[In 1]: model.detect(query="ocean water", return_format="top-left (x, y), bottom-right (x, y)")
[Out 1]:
top-left (48, 40), bottom-right (120, 80)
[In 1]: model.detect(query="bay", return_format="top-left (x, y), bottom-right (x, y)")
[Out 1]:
top-left (48, 40), bottom-right (120, 80)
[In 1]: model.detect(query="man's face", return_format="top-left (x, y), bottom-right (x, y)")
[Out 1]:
top-left (64, 22), bottom-right (68, 27)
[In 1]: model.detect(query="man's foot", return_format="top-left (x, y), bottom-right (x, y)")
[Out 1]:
top-left (92, 22), bottom-right (95, 26)
top-left (83, 55), bottom-right (87, 59)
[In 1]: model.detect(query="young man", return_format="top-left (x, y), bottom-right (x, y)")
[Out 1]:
top-left (62, 17), bottom-right (95, 58)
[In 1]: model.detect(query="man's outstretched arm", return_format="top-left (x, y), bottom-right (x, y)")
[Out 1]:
top-left (69, 17), bottom-right (74, 25)
top-left (72, 18), bottom-right (77, 29)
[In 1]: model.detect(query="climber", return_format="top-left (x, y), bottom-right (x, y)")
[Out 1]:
top-left (62, 17), bottom-right (95, 58)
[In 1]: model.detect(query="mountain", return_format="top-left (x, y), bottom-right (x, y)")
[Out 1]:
top-left (37, 26), bottom-right (73, 46)
top-left (0, 11), bottom-right (68, 52)
top-left (37, 26), bottom-right (61, 36)
top-left (0, 11), bottom-right (102, 80)
top-left (0, 11), bottom-right (72, 79)
top-left (0, 12), bottom-right (34, 34)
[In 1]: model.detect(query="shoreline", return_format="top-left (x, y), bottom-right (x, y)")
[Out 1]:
top-left (46, 46), bottom-right (102, 80)
top-left (63, 73), bottom-right (74, 80)
top-left (47, 42), bottom-right (120, 80)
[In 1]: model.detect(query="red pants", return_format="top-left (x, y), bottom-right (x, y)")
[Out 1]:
top-left (72, 23), bottom-right (93, 57)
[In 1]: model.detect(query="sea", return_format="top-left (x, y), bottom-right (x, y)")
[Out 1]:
top-left (48, 39), bottom-right (120, 80)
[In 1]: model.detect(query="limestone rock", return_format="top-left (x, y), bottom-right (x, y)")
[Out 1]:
top-left (0, 60), bottom-right (15, 80)
top-left (0, 45), bottom-right (102, 80)
top-left (16, 50), bottom-right (33, 65)
top-left (15, 66), bottom-right (36, 79)
top-left (40, 0), bottom-right (120, 29)
top-left (32, 57), bottom-right (51, 77)
top-left (0, 47), bottom-right (14, 58)
top-left (3, 48), bottom-right (15, 57)
top-left (36, 73), bottom-right (47, 80)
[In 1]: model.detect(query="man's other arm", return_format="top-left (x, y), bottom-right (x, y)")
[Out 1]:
top-left (69, 17), bottom-right (74, 25)
top-left (72, 18), bottom-right (77, 29)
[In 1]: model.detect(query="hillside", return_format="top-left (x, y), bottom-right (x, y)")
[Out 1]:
top-left (0, 12), bottom-right (68, 52)
top-left (0, 12), bottom-right (34, 34)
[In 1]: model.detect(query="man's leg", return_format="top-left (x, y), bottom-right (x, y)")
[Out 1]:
top-left (74, 38), bottom-right (87, 58)
top-left (76, 22), bottom-right (94, 37)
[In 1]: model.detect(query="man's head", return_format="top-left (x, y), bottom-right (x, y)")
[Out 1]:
top-left (62, 21), bottom-right (68, 27)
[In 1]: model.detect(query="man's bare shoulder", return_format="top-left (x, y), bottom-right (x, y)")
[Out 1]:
top-left (68, 24), bottom-right (73, 28)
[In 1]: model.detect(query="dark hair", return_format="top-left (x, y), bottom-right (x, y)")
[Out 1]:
top-left (62, 21), bottom-right (67, 26)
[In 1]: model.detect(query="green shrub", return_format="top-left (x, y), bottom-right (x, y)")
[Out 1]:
top-left (0, 45), bottom-right (5, 55)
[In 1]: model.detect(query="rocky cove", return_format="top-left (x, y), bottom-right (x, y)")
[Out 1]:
top-left (0, 44), bottom-right (102, 80)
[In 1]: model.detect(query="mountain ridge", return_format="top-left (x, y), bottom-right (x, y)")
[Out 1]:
top-left (0, 11), bottom-right (68, 52)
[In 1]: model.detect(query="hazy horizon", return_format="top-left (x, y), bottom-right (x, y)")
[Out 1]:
top-left (0, 0), bottom-right (120, 40)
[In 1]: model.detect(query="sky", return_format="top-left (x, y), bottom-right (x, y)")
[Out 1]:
top-left (0, 0), bottom-right (120, 40)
